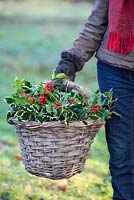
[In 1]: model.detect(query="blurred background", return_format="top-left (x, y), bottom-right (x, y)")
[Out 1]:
top-left (0, 0), bottom-right (112, 200)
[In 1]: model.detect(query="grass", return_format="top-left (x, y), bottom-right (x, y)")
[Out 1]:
top-left (0, 1), bottom-right (93, 20)
top-left (0, 1), bottom-right (93, 68)
top-left (0, 1), bottom-right (113, 200)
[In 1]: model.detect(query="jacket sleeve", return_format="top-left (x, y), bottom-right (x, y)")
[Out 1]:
top-left (61, 0), bottom-right (109, 71)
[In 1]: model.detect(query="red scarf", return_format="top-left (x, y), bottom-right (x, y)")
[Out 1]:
top-left (107, 0), bottom-right (134, 55)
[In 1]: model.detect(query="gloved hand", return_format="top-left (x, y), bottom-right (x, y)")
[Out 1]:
top-left (55, 59), bottom-right (76, 92)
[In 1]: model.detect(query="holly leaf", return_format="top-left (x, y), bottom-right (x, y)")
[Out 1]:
top-left (100, 109), bottom-right (110, 119)
top-left (16, 110), bottom-right (23, 117)
top-left (80, 111), bottom-right (86, 120)
top-left (82, 120), bottom-right (88, 125)
top-left (46, 104), bottom-right (53, 113)
top-left (35, 115), bottom-right (43, 123)
top-left (15, 78), bottom-right (22, 87)
top-left (112, 111), bottom-right (121, 117)
top-left (14, 96), bottom-right (28, 104)
top-left (7, 111), bottom-right (14, 120)
top-left (54, 73), bottom-right (68, 79)
top-left (51, 70), bottom-right (57, 80)
top-left (103, 92), bottom-right (111, 97)
top-left (20, 112), bottom-right (30, 121)
top-left (70, 91), bottom-right (76, 97)
top-left (33, 103), bottom-right (40, 111)
top-left (23, 80), bottom-right (32, 88)
top-left (15, 77), bottom-right (25, 88)
top-left (4, 97), bottom-right (14, 104)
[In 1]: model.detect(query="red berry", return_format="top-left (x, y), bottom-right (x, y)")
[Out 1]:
top-left (44, 81), bottom-right (54, 91)
top-left (23, 92), bottom-right (29, 98)
top-left (54, 103), bottom-right (62, 111)
top-left (110, 112), bottom-right (113, 116)
top-left (29, 97), bottom-right (35, 104)
top-left (38, 100), bottom-right (46, 105)
top-left (90, 105), bottom-right (101, 113)
top-left (84, 99), bottom-right (88, 105)
top-left (38, 94), bottom-right (47, 105)
top-left (44, 93), bottom-right (49, 99)
top-left (69, 98), bottom-right (75, 104)
top-left (82, 114), bottom-right (88, 120)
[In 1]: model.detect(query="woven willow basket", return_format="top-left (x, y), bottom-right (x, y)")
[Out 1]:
top-left (8, 81), bottom-right (105, 180)
top-left (9, 118), bottom-right (105, 180)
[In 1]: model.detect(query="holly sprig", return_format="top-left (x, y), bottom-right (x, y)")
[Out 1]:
top-left (4, 73), bottom-right (117, 125)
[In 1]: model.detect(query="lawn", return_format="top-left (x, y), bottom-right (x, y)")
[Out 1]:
top-left (0, 1), bottom-right (93, 68)
top-left (0, 1), bottom-right (113, 200)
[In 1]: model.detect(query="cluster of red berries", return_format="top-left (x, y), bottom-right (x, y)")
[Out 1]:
top-left (22, 81), bottom-right (54, 105)
top-left (38, 94), bottom-right (49, 105)
top-left (44, 81), bottom-right (54, 91)
top-left (38, 94), bottom-right (47, 105)
top-left (90, 105), bottom-right (101, 113)
top-left (38, 81), bottom-right (54, 105)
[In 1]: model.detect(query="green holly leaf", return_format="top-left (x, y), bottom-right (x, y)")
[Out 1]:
top-left (15, 96), bottom-right (28, 104)
top-left (103, 92), bottom-right (111, 97)
top-left (111, 111), bottom-right (121, 117)
top-left (46, 104), bottom-right (53, 113)
top-left (79, 111), bottom-right (86, 120)
top-left (33, 103), bottom-right (40, 111)
top-left (7, 111), bottom-right (15, 120)
top-left (15, 78), bottom-right (22, 87)
top-left (53, 73), bottom-right (68, 80)
top-left (70, 91), bottom-right (76, 97)
top-left (4, 97), bottom-right (14, 104)
top-left (23, 80), bottom-right (32, 88)
top-left (20, 112), bottom-right (30, 121)
top-left (15, 77), bottom-right (25, 87)
top-left (37, 84), bottom-right (44, 94)
top-left (16, 110), bottom-right (23, 117)
top-left (51, 70), bottom-right (57, 80)
top-left (100, 109), bottom-right (110, 119)
top-left (82, 120), bottom-right (88, 125)
top-left (35, 115), bottom-right (43, 123)
top-left (16, 88), bottom-right (24, 95)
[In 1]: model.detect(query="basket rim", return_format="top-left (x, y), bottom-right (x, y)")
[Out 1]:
top-left (8, 117), bottom-right (105, 129)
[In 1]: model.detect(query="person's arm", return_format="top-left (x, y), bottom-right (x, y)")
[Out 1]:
top-left (55, 0), bottom-right (108, 88)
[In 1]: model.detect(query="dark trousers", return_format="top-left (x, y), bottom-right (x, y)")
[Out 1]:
top-left (97, 60), bottom-right (134, 200)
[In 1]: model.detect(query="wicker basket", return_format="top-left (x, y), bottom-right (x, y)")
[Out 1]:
top-left (8, 81), bottom-right (105, 180)
top-left (9, 118), bottom-right (105, 180)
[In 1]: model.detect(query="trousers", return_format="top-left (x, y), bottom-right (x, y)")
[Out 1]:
top-left (97, 60), bottom-right (134, 200)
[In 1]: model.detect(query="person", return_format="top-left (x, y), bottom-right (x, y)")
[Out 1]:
top-left (55, 0), bottom-right (134, 199)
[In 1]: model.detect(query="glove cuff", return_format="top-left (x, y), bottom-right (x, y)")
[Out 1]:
top-left (61, 50), bottom-right (85, 72)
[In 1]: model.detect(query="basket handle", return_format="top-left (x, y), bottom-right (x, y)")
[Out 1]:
top-left (64, 80), bottom-right (91, 98)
